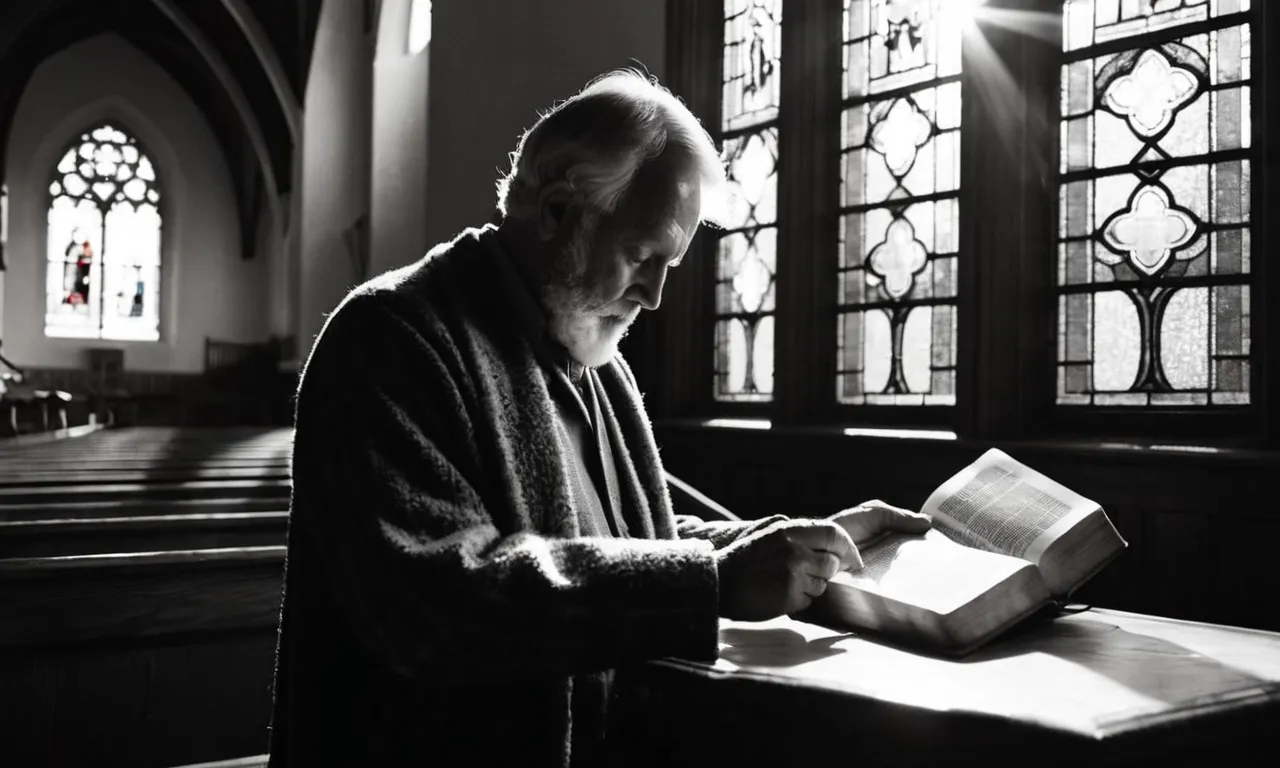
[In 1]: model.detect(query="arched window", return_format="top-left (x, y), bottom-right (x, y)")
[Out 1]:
top-left (45, 123), bottom-right (162, 341)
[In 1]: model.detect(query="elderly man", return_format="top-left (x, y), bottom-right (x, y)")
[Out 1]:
top-left (268, 70), bottom-right (929, 767)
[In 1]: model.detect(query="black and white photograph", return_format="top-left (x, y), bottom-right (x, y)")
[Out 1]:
top-left (0, 1), bottom-right (1277, 766)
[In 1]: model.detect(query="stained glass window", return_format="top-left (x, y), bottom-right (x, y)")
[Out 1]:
top-left (716, 0), bottom-right (781, 402)
top-left (1057, 0), bottom-right (1251, 405)
top-left (46, 124), bottom-right (162, 341)
top-left (837, 0), bottom-right (963, 405)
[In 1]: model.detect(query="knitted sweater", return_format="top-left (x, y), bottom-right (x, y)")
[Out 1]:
top-left (267, 226), bottom-right (781, 767)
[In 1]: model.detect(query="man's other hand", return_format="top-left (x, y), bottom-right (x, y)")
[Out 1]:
top-left (828, 499), bottom-right (932, 554)
top-left (715, 520), bottom-right (859, 622)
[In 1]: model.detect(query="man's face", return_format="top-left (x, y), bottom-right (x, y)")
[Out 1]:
top-left (542, 162), bottom-right (701, 367)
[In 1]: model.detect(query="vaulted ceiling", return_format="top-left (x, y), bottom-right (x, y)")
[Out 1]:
top-left (0, 0), bottom-right (332, 257)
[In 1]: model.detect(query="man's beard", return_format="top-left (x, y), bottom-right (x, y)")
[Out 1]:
top-left (542, 215), bottom-right (635, 368)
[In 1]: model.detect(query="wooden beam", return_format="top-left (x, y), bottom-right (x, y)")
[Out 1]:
top-left (218, 0), bottom-right (303, 142)
top-left (144, 0), bottom-right (284, 226)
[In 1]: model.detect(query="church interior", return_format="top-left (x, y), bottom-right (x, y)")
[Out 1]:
top-left (1, 0), bottom-right (1278, 765)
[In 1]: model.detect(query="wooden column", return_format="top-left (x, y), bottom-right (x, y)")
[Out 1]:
top-left (956, 0), bottom-right (1061, 441)
top-left (1256, 0), bottom-right (1279, 448)
top-left (773, 0), bottom-right (843, 427)
top-left (640, 0), bottom-right (723, 419)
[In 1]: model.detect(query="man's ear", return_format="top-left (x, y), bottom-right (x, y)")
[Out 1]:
top-left (536, 181), bottom-right (577, 242)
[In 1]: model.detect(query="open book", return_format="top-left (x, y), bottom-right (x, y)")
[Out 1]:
top-left (810, 448), bottom-right (1126, 657)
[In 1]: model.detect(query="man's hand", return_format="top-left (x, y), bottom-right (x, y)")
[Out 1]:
top-left (828, 499), bottom-right (932, 555)
top-left (715, 519), bottom-right (860, 622)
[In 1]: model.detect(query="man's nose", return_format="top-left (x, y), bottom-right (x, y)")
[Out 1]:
top-left (635, 262), bottom-right (668, 311)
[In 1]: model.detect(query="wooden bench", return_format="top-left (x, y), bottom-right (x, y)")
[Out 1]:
top-left (0, 512), bottom-right (288, 558)
top-left (1, 347), bottom-right (77, 436)
top-left (0, 546), bottom-right (285, 767)
top-left (0, 427), bottom-right (293, 558)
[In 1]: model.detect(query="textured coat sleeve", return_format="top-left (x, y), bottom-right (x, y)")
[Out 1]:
top-left (290, 296), bottom-right (721, 685)
top-left (673, 515), bottom-right (790, 550)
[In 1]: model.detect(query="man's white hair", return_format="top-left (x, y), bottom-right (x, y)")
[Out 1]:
top-left (496, 69), bottom-right (729, 228)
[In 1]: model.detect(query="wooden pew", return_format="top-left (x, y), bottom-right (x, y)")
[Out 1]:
top-left (0, 512), bottom-right (288, 558)
top-left (0, 427), bottom-right (297, 765)
top-left (0, 496), bottom-right (286, 523)
top-left (0, 547), bottom-right (285, 767)
top-left (0, 426), bottom-right (292, 561)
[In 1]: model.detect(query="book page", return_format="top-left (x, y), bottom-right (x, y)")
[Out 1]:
top-left (921, 449), bottom-right (1099, 564)
top-left (834, 529), bottom-right (1031, 615)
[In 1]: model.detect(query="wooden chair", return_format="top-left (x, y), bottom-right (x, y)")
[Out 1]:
top-left (189, 337), bottom-right (282, 425)
top-left (86, 348), bottom-right (135, 426)
top-left (0, 344), bottom-right (74, 435)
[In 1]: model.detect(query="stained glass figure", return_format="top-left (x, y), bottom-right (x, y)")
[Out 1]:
top-left (722, 0), bottom-right (782, 132)
top-left (46, 124), bottom-right (162, 341)
top-left (1057, 0), bottom-right (1251, 405)
top-left (838, 0), bottom-right (962, 405)
top-left (716, 0), bottom-right (781, 402)
top-left (63, 229), bottom-right (93, 306)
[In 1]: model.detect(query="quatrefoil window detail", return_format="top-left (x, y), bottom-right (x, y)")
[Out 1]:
top-left (867, 217), bottom-right (928, 299)
top-left (1103, 49), bottom-right (1198, 138)
top-left (869, 98), bottom-right (933, 177)
top-left (732, 250), bottom-right (773, 313)
top-left (1100, 185), bottom-right (1198, 275)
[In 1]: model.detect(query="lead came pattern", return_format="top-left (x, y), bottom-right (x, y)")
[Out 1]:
top-left (1057, 0), bottom-right (1252, 406)
top-left (715, 0), bottom-right (781, 401)
top-left (837, 0), bottom-right (962, 405)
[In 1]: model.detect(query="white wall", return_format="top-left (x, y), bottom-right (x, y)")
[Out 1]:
top-left (423, 0), bottom-right (666, 248)
top-left (294, 0), bottom-right (665, 347)
top-left (370, 0), bottom-right (431, 276)
top-left (299, 0), bottom-right (373, 349)
top-left (2, 33), bottom-right (271, 373)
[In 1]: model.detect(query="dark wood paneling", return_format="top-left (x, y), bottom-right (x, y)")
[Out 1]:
top-left (0, 548), bottom-right (285, 767)
top-left (1073, 503), bottom-right (1145, 612)
top-left (1140, 508), bottom-right (1213, 622)
top-left (0, 631), bottom-right (277, 768)
top-left (1212, 520), bottom-right (1280, 629)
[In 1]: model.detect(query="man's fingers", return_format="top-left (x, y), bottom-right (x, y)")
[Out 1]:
top-left (797, 572), bottom-right (829, 598)
top-left (805, 550), bottom-right (842, 581)
top-left (864, 500), bottom-right (933, 534)
top-left (787, 521), bottom-right (860, 569)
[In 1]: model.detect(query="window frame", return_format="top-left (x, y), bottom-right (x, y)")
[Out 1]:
top-left (652, 0), bottom-right (1278, 449)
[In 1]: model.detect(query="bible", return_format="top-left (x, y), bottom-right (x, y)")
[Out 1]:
top-left (811, 448), bottom-right (1126, 657)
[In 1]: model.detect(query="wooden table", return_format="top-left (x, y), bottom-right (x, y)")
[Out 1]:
top-left (617, 609), bottom-right (1280, 766)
